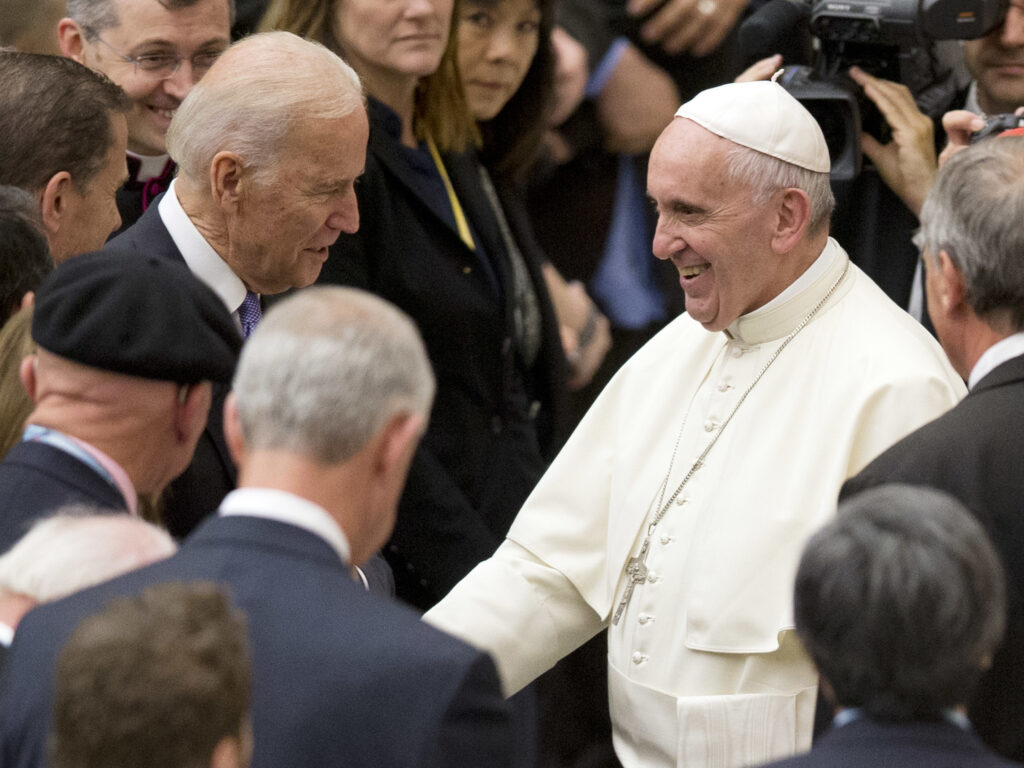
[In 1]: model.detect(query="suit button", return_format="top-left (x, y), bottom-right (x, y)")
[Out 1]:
top-left (462, 266), bottom-right (472, 275)
top-left (491, 416), bottom-right (503, 434)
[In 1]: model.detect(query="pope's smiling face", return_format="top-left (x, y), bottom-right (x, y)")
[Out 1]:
top-left (648, 118), bottom-right (784, 332)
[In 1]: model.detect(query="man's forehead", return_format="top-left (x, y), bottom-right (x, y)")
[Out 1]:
top-left (104, 0), bottom-right (231, 42)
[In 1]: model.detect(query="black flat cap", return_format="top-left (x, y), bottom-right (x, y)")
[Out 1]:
top-left (32, 251), bottom-right (241, 383)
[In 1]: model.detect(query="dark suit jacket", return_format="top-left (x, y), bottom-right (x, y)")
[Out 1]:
top-left (840, 353), bottom-right (1024, 761)
top-left (0, 514), bottom-right (512, 768)
top-left (0, 441), bottom-right (127, 553)
top-left (102, 204), bottom-right (236, 538)
top-left (320, 99), bottom-right (568, 609)
top-left (759, 717), bottom-right (1022, 768)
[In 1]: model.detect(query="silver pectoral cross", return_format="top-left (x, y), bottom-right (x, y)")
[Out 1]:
top-left (612, 537), bottom-right (651, 625)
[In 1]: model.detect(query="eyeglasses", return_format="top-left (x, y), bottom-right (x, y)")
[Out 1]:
top-left (85, 29), bottom-right (225, 80)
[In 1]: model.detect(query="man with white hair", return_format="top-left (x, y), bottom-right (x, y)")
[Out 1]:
top-left (0, 511), bottom-right (176, 672)
top-left (0, 287), bottom-right (512, 768)
top-left (425, 81), bottom-right (966, 768)
top-left (102, 30), bottom-right (368, 537)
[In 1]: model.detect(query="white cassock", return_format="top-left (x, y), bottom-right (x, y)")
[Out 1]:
top-left (426, 239), bottom-right (965, 768)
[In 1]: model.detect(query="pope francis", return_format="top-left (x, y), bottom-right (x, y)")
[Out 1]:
top-left (425, 81), bottom-right (966, 768)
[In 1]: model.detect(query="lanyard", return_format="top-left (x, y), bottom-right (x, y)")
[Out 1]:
top-left (426, 136), bottom-right (476, 252)
top-left (22, 425), bottom-right (121, 500)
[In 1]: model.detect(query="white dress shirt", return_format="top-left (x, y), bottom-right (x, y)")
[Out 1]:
top-left (158, 180), bottom-right (251, 329)
top-left (969, 332), bottom-right (1024, 389)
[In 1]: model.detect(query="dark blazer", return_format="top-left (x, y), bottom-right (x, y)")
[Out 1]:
top-left (840, 353), bottom-right (1024, 762)
top-left (0, 514), bottom-right (512, 768)
top-left (320, 100), bottom-right (568, 609)
top-left (102, 203), bottom-right (236, 539)
top-left (0, 440), bottom-right (127, 553)
top-left (759, 717), bottom-right (1022, 768)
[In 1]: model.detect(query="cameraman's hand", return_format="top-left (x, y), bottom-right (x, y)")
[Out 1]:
top-left (735, 54), bottom-right (782, 83)
top-left (628, 0), bottom-right (750, 56)
top-left (849, 66), bottom-right (936, 218)
top-left (938, 110), bottom-right (985, 167)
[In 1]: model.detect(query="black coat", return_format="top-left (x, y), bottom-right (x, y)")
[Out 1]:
top-left (320, 100), bottom-right (568, 609)
top-left (759, 717), bottom-right (1022, 768)
top-left (841, 353), bottom-right (1024, 762)
top-left (0, 514), bottom-right (512, 768)
top-left (0, 440), bottom-right (127, 553)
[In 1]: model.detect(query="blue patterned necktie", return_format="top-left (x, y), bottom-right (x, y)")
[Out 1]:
top-left (238, 291), bottom-right (261, 339)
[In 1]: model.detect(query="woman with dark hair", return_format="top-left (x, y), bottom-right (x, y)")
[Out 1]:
top-left (261, 0), bottom-right (571, 615)
top-left (459, 0), bottom-right (611, 392)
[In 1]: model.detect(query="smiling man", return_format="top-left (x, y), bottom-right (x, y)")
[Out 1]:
top-left (425, 81), bottom-right (967, 768)
top-left (102, 30), bottom-right (368, 537)
top-left (59, 0), bottom-right (233, 234)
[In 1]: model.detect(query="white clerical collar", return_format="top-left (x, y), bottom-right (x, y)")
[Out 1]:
top-left (745, 239), bottom-right (838, 319)
top-left (968, 332), bottom-right (1024, 390)
top-left (218, 487), bottom-right (352, 566)
top-left (127, 151), bottom-right (172, 182)
top-left (158, 180), bottom-right (249, 322)
top-left (0, 621), bottom-right (13, 647)
top-left (726, 238), bottom-right (849, 345)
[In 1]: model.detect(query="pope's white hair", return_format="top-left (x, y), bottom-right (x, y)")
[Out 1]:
top-left (725, 144), bottom-right (835, 235)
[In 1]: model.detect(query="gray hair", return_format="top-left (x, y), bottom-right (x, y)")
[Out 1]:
top-left (919, 137), bottom-right (1024, 328)
top-left (726, 144), bottom-right (835, 235)
top-left (0, 510), bottom-right (177, 602)
top-left (66, 0), bottom-right (237, 39)
top-left (795, 484), bottom-right (1006, 720)
top-left (233, 286), bottom-right (435, 464)
top-left (166, 31), bottom-right (363, 185)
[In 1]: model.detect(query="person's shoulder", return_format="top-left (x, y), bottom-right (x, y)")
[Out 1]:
top-left (101, 202), bottom-right (175, 258)
top-left (828, 263), bottom-right (962, 387)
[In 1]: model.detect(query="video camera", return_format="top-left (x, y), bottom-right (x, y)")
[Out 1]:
top-left (739, 0), bottom-right (1007, 179)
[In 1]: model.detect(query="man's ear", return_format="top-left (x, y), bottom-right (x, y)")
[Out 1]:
top-left (222, 392), bottom-right (247, 468)
top-left (173, 381), bottom-right (211, 445)
top-left (208, 734), bottom-right (245, 768)
top-left (770, 188), bottom-right (812, 254)
top-left (209, 152), bottom-right (247, 213)
top-left (57, 18), bottom-right (87, 61)
top-left (19, 354), bottom-right (38, 401)
top-left (935, 249), bottom-right (968, 317)
top-left (39, 172), bottom-right (74, 242)
top-left (373, 412), bottom-right (425, 478)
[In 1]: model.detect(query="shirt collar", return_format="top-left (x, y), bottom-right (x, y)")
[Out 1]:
top-left (158, 180), bottom-right (249, 319)
top-left (0, 621), bottom-right (14, 647)
top-left (22, 425), bottom-right (138, 516)
top-left (833, 707), bottom-right (972, 732)
top-left (218, 487), bottom-right (352, 566)
top-left (968, 332), bottom-right (1024, 389)
top-left (127, 151), bottom-right (172, 183)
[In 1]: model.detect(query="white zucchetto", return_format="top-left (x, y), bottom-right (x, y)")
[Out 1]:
top-left (675, 81), bottom-right (831, 174)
